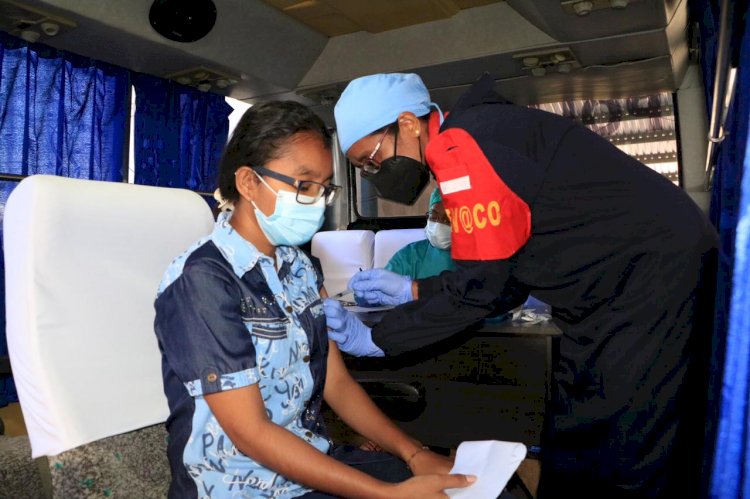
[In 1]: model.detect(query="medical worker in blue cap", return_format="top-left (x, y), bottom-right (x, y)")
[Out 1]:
top-left (322, 72), bottom-right (718, 498)
top-left (385, 188), bottom-right (456, 280)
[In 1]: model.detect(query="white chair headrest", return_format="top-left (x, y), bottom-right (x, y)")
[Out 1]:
top-left (4, 175), bottom-right (214, 457)
top-left (373, 228), bottom-right (426, 268)
top-left (311, 230), bottom-right (375, 296)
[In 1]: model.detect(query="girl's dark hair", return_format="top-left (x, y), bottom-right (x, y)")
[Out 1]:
top-left (217, 101), bottom-right (332, 202)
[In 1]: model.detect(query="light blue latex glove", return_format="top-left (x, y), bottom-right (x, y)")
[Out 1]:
top-left (348, 269), bottom-right (413, 306)
top-left (323, 299), bottom-right (384, 357)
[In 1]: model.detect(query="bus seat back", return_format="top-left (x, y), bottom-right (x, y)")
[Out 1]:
top-left (311, 230), bottom-right (375, 296)
top-left (4, 175), bottom-right (214, 458)
top-left (373, 228), bottom-right (426, 268)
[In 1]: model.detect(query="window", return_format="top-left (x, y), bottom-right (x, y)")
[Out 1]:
top-left (530, 92), bottom-right (679, 184)
top-left (226, 97), bottom-right (252, 138)
top-left (355, 92), bottom-right (680, 219)
top-left (356, 169), bottom-right (437, 219)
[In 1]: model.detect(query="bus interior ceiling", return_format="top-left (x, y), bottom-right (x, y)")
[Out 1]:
top-left (1, 0), bottom-right (690, 113)
top-left (0, 0), bottom-right (705, 216)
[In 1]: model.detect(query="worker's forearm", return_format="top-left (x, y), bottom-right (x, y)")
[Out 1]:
top-left (372, 261), bottom-right (521, 355)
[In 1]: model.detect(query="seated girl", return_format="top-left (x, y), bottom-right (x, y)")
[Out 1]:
top-left (153, 101), bottom-right (474, 498)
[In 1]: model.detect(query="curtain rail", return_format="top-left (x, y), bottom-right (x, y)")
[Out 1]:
top-left (704, 0), bottom-right (735, 190)
top-left (0, 173), bottom-right (26, 182)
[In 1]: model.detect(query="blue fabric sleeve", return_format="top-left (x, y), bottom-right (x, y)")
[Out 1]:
top-left (155, 263), bottom-right (259, 396)
top-left (371, 259), bottom-right (528, 355)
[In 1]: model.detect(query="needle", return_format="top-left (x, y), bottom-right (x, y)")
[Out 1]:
top-left (331, 288), bottom-right (354, 299)
top-left (330, 269), bottom-right (363, 300)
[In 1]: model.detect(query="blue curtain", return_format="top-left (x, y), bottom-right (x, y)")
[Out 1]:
top-left (133, 73), bottom-right (231, 192)
top-left (694, 2), bottom-right (735, 492)
top-left (0, 32), bottom-right (130, 406)
top-left (695, 0), bottom-right (750, 495)
top-left (0, 181), bottom-right (15, 407)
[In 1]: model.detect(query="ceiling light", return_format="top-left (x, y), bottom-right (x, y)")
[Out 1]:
top-left (573, 1), bottom-right (594, 15)
top-left (19, 29), bottom-right (40, 43)
top-left (514, 48), bottom-right (581, 76)
top-left (40, 22), bottom-right (60, 36)
top-left (2, 2), bottom-right (78, 41)
top-left (562, 0), bottom-right (643, 15)
top-left (297, 84), bottom-right (347, 105)
top-left (166, 66), bottom-right (240, 92)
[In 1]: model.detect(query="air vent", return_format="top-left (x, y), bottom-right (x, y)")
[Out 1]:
top-left (0, 0), bottom-right (76, 43)
top-left (560, 0), bottom-right (644, 16)
top-left (296, 85), bottom-right (344, 105)
top-left (513, 47), bottom-right (581, 77)
top-left (164, 66), bottom-right (240, 92)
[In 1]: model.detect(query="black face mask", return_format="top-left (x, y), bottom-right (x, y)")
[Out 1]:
top-left (361, 128), bottom-right (430, 205)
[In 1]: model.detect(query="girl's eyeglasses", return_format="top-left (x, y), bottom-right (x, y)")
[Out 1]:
top-left (253, 166), bottom-right (342, 206)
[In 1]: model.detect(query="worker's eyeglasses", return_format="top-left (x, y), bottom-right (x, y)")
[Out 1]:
top-left (426, 209), bottom-right (450, 225)
top-left (253, 166), bottom-right (341, 206)
top-left (358, 126), bottom-right (391, 174)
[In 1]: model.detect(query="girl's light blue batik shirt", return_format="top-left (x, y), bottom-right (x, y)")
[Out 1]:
top-left (154, 212), bottom-right (330, 499)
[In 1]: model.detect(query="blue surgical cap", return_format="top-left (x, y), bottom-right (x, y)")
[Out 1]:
top-left (334, 73), bottom-right (443, 155)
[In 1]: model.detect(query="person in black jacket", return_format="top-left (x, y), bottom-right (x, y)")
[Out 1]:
top-left (324, 72), bottom-right (718, 498)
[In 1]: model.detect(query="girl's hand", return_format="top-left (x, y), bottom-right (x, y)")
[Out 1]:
top-left (387, 473), bottom-right (475, 499)
top-left (358, 440), bottom-right (383, 452)
top-left (408, 449), bottom-right (454, 476)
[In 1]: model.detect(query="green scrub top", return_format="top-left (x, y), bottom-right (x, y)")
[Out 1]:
top-left (384, 239), bottom-right (456, 280)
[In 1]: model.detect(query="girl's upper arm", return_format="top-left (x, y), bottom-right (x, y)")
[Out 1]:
top-left (323, 340), bottom-right (353, 399)
top-left (204, 383), bottom-right (268, 444)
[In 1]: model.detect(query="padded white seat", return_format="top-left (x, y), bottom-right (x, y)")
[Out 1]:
top-left (373, 228), bottom-right (427, 268)
top-left (4, 175), bottom-right (214, 458)
top-left (311, 230), bottom-right (374, 296)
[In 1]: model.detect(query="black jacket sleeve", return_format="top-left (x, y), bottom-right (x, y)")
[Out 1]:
top-left (370, 259), bottom-right (528, 356)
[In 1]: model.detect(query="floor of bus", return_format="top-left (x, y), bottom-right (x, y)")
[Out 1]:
top-left (0, 400), bottom-right (541, 496)
top-left (0, 402), bottom-right (24, 437)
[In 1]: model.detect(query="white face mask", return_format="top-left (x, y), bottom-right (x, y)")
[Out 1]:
top-left (251, 172), bottom-right (325, 247)
top-left (425, 220), bottom-right (452, 250)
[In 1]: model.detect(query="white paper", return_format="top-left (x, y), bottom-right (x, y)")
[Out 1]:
top-left (445, 440), bottom-right (527, 499)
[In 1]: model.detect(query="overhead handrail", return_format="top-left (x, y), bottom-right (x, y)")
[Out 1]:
top-left (0, 173), bottom-right (26, 182)
top-left (705, 0), bottom-right (736, 190)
